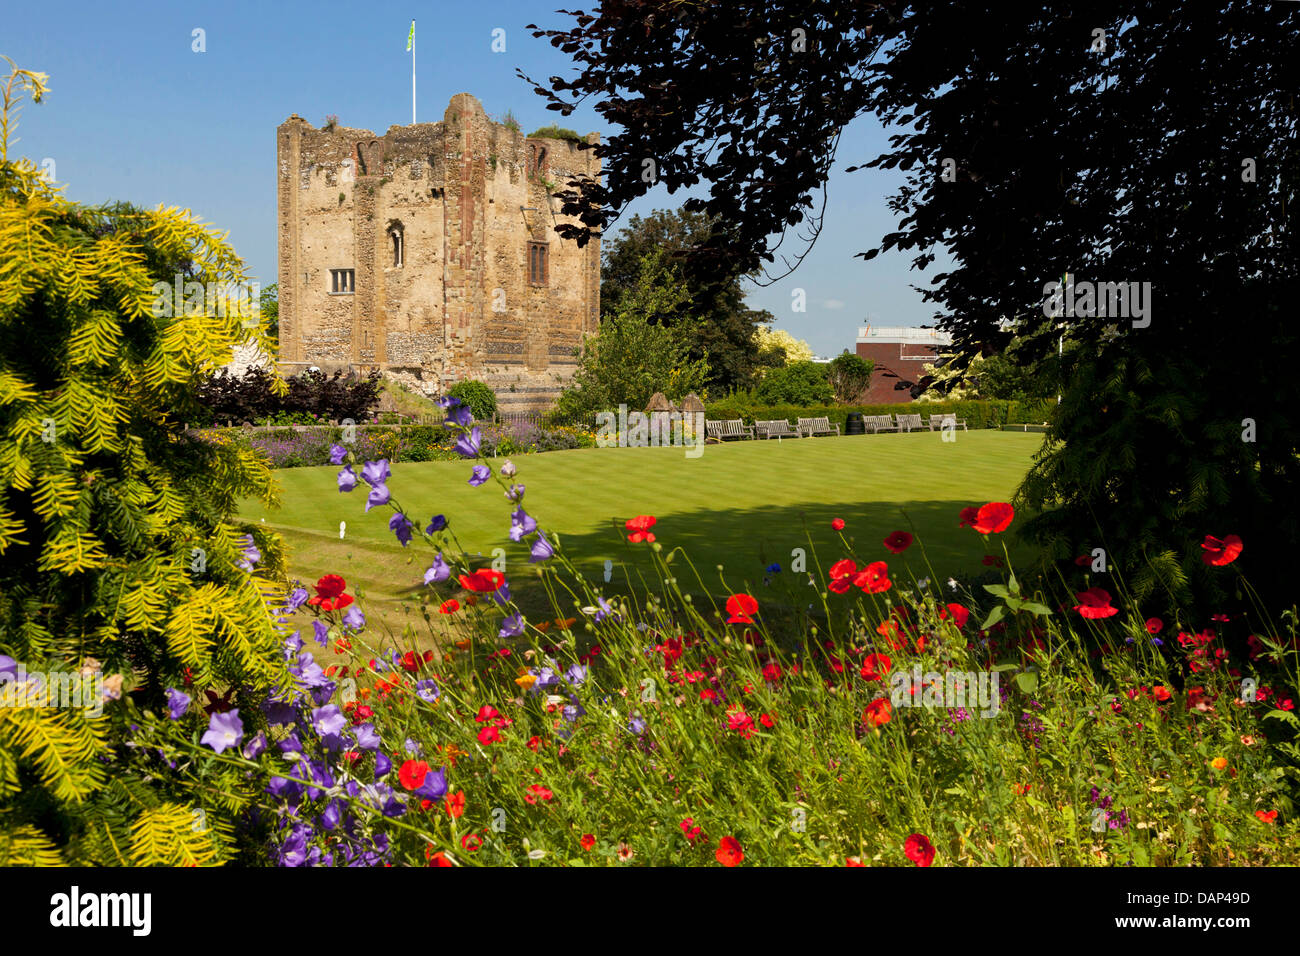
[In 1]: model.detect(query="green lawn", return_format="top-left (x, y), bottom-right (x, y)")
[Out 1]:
top-left (240, 431), bottom-right (1043, 644)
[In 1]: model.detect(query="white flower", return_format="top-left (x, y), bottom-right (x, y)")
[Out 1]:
top-left (948, 577), bottom-right (959, 591)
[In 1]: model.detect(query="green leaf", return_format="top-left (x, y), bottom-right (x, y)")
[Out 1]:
top-left (1021, 602), bottom-right (1053, 616)
top-left (981, 604), bottom-right (1005, 630)
top-left (1263, 708), bottom-right (1300, 728)
top-left (982, 584), bottom-right (1009, 598)
top-left (1014, 671), bottom-right (1039, 693)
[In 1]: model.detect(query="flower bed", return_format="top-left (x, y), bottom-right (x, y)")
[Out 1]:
top-left (192, 420), bottom-right (597, 469)
top-left (116, 400), bottom-right (1300, 867)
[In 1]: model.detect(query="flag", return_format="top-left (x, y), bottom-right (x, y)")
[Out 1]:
top-left (407, 20), bottom-right (415, 52)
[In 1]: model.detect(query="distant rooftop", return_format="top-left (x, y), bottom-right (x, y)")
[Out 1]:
top-left (856, 325), bottom-right (954, 345)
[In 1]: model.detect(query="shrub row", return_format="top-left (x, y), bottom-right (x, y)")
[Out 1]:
top-left (194, 367), bottom-right (384, 425)
top-left (195, 421), bottom-right (598, 469)
top-left (701, 398), bottom-right (1057, 431)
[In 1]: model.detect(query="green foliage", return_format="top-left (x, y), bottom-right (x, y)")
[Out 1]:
top-left (529, 125), bottom-right (583, 143)
top-left (754, 361), bottom-right (834, 406)
top-left (0, 62), bottom-right (289, 864)
top-left (827, 353), bottom-right (874, 404)
top-left (446, 379), bottom-right (499, 422)
top-left (260, 282), bottom-right (278, 341)
top-left (705, 397), bottom-right (1057, 432)
top-left (600, 208), bottom-right (772, 393)
top-left (556, 250), bottom-right (710, 421)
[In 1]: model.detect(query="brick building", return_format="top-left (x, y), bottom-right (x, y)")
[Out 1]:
top-left (854, 325), bottom-right (953, 404)
top-left (276, 93), bottom-right (601, 413)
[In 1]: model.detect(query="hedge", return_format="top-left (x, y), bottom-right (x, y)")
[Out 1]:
top-left (701, 398), bottom-right (1056, 431)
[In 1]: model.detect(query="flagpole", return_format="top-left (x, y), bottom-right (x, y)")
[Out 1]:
top-left (411, 20), bottom-right (416, 124)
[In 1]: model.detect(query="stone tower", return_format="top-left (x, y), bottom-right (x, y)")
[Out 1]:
top-left (276, 93), bottom-right (600, 413)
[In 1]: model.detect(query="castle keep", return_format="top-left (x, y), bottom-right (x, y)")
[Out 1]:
top-left (276, 93), bottom-right (600, 413)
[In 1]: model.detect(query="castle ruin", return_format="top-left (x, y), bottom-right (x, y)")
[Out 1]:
top-left (275, 93), bottom-right (600, 413)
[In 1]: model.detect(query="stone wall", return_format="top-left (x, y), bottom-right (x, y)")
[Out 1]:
top-left (276, 94), bottom-right (600, 412)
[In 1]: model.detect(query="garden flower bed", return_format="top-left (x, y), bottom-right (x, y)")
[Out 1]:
top-left (120, 400), bottom-right (1300, 866)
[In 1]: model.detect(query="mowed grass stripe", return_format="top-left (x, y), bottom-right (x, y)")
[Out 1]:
top-left (239, 432), bottom-right (1043, 640)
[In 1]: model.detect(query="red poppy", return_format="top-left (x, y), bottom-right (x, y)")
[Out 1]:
top-left (831, 518), bottom-right (845, 531)
top-left (439, 599), bottom-right (459, 614)
top-left (883, 531), bottom-right (913, 554)
top-left (727, 705), bottom-right (756, 738)
top-left (845, 856), bottom-right (864, 867)
top-left (1200, 534), bottom-right (1243, 567)
top-left (524, 784), bottom-right (554, 803)
top-left (759, 713), bottom-right (776, 728)
top-left (458, 569), bottom-right (505, 593)
top-left (715, 836), bottom-right (744, 867)
top-left (958, 506), bottom-right (981, 528)
top-left (461, 833), bottom-right (483, 852)
top-left (859, 653), bottom-right (891, 681)
top-left (313, 574), bottom-right (346, 600)
top-left (864, 698), bottom-right (892, 727)
top-left (445, 790), bottom-right (466, 818)
top-left (1145, 617), bottom-right (1163, 634)
top-left (399, 760), bottom-right (430, 791)
top-left (1074, 554), bottom-right (1093, 567)
top-left (972, 502), bottom-right (1014, 534)
top-left (476, 725), bottom-right (501, 745)
top-left (580, 834), bottom-right (596, 851)
top-left (1255, 809), bottom-right (1278, 824)
top-left (526, 735), bottom-right (542, 751)
top-left (1151, 685), bottom-right (1172, 702)
top-left (941, 603), bottom-right (970, 629)
top-left (681, 818), bottom-right (703, 842)
top-left (1073, 587), bottom-right (1118, 619)
top-left (699, 689), bottom-right (719, 703)
top-left (903, 833), bottom-right (936, 867)
top-left (626, 514), bottom-right (657, 544)
top-left (854, 561), bottom-right (891, 594)
top-left (426, 849), bottom-right (453, 867)
top-left (828, 576), bottom-right (854, 595)
top-left (475, 705), bottom-right (501, 724)
top-left (828, 558), bottom-right (858, 580)
top-left (725, 593), bottom-right (759, 624)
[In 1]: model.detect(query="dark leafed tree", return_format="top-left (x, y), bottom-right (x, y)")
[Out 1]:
top-left (601, 207), bottom-right (776, 393)
top-left (524, 2), bottom-right (1300, 611)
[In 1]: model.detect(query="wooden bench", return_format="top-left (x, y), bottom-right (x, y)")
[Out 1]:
top-left (797, 416), bottom-right (841, 438)
top-left (863, 414), bottom-right (899, 433)
top-left (705, 418), bottom-right (755, 441)
top-left (927, 413), bottom-right (969, 432)
top-left (755, 419), bottom-right (801, 439)
top-left (895, 413), bottom-right (925, 432)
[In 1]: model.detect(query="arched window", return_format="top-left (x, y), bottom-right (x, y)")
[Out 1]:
top-left (388, 222), bottom-right (404, 267)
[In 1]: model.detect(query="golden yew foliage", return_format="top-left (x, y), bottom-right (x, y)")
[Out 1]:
top-left (0, 62), bottom-right (290, 864)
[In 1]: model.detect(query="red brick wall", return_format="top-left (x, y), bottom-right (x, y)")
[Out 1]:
top-left (855, 342), bottom-right (940, 404)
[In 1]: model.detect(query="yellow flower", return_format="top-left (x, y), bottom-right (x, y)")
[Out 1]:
top-left (516, 673), bottom-right (538, 691)
top-left (1211, 756), bottom-right (1228, 771)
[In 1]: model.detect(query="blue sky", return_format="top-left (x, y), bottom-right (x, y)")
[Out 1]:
top-left (5, 0), bottom-right (949, 355)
